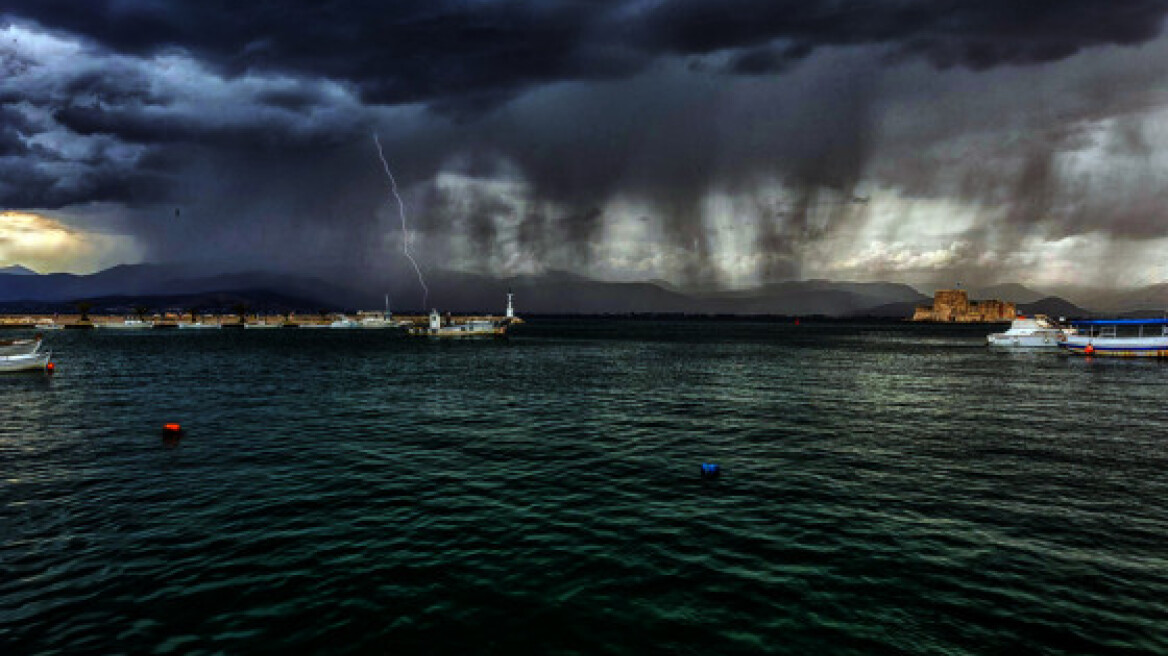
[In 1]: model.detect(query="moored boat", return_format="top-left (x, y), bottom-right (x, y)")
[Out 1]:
top-left (356, 295), bottom-right (409, 329)
top-left (97, 318), bottom-right (154, 330)
top-left (0, 335), bottom-right (42, 356)
top-left (1061, 319), bottom-right (1168, 357)
top-left (987, 314), bottom-right (1074, 348)
top-left (177, 322), bottom-right (221, 330)
top-left (0, 350), bottom-right (51, 372)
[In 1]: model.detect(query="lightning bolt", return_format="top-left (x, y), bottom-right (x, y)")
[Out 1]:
top-left (374, 133), bottom-right (430, 309)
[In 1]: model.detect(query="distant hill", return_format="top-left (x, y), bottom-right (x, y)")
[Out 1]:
top-left (699, 280), bottom-right (928, 315)
top-left (0, 289), bottom-right (338, 315)
top-left (849, 301), bottom-right (920, 318)
top-left (1017, 297), bottom-right (1088, 319)
top-left (1097, 284), bottom-right (1168, 314)
top-left (0, 263), bottom-right (354, 307)
top-left (0, 265), bottom-right (38, 276)
top-left (971, 283), bottom-right (1048, 304)
top-left (0, 263), bottom-right (940, 316)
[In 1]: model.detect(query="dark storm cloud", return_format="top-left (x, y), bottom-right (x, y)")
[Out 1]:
top-left (5, 1), bottom-right (1167, 113)
top-left (51, 103), bottom-right (363, 150)
top-left (4, 1), bottom-right (1168, 284)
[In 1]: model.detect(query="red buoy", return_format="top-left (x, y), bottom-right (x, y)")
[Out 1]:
top-left (46, 362), bottom-right (55, 374)
top-left (1085, 344), bottom-right (1095, 355)
top-left (162, 423), bottom-right (183, 436)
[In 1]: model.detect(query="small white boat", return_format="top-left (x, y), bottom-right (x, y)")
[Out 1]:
top-left (987, 315), bottom-right (1074, 348)
top-left (177, 321), bottom-right (221, 330)
top-left (244, 321), bottom-right (281, 329)
top-left (329, 316), bottom-right (361, 329)
top-left (1061, 319), bottom-right (1168, 357)
top-left (34, 321), bottom-right (64, 330)
top-left (357, 315), bottom-right (408, 329)
top-left (0, 350), bottom-right (50, 373)
top-left (356, 295), bottom-right (409, 328)
top-left (0, 336), bottom-right (42, 356)
top-left (97, 318), bottom-right (154, 330)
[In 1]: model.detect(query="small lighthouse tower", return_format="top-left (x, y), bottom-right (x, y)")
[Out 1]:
top-left (505, 291), bottom-right (514, 319)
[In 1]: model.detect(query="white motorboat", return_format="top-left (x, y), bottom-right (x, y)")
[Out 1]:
top-left (357, 315), bottom-right (408, 329)
top-left (97, 318), bottom-right (154, 330)
top-left (1061, 319), bottom-right (1168, 357)
top-left (34, 320), bottom-right (64, 330)
top-left (244, 321), bottom-right (281, 329)
top-left (0, 350), bottom-right (50, 373)
top-left (329, 316), bottom-right (361, 329)
top-left (987, 315), bottom-right (1074, 348)
top-left (0, 336), bottom-right (42, 356)
top-left (177, 321), bottom-right (221, 330)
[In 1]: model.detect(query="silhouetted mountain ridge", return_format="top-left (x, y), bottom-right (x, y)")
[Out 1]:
top-left (0, 265), bottom-right (38, 276)
top-left (0, 263), bottom-right (1144, 316)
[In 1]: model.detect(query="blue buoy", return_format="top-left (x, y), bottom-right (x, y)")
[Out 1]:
top-left (700, 463), bottom-right (721, 478)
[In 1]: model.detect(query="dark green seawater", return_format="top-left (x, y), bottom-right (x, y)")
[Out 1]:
top-left (3, 320), bottom-right (1167, 654)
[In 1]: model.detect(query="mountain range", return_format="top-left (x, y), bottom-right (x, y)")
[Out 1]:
top-left (0, 262), bottom-right (1115, 317)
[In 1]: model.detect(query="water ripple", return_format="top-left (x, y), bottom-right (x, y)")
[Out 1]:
top-left (3, 322), bottom-right (1168, 653)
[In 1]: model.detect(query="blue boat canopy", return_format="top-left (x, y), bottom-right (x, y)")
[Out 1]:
top-left (1070, 318), bottom-right (1168, 326)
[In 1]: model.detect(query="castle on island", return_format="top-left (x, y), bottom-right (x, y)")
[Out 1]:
top-left (912, 289), bottom-right (1015, 322)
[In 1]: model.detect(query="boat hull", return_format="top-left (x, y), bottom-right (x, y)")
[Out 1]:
top-left (0, 351), bottom-right (50, 372)
top-left (987, 332), bottom-right (1063, 347)
top-left (1061, 336), bottom-right (1168, 357)
top-left (96, 322), bottom-right (154, 330)
top-left (0, 338), bottom-right (42, 356)
top-left (408, 326), bottom-right (507, 338)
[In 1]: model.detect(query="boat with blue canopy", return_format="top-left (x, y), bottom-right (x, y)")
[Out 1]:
top-left (1060, 318), bottom-right (1168, 357)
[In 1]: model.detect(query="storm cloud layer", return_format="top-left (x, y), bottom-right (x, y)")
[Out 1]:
top-left (3, 1), bottom-right (1168, 288)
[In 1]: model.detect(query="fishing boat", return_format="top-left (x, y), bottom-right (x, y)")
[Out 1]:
top-left (0, 350), bottom-right (51, 372)
top-left (1061, 319), bottom-right (1168, 357)
top-left (987, 314), bottom-right (1074, 348)
top-left (0, 335), bottom-right (42, 356)
top-left (329, 315), bottom-right (361, 329)
top-left (408, 292), bottom-right (516, 338)
top-left (177, 321), bottom-right (221, 330)
top-left (97, 318), bottom-right (154, 330)
top-left (357, 315), bottom-right (407, 328)
top-left (357, 295), bottom-right (409, 328)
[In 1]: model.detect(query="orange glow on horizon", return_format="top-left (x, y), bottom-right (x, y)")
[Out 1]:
top-left (0, 210), bottom-right (140, 273)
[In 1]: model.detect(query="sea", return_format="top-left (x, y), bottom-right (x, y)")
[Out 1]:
top-left (2, 320), bottom-right (1167, 655)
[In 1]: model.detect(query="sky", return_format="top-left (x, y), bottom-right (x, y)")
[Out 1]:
top-left (3, 1), bottom-right (1168, 291)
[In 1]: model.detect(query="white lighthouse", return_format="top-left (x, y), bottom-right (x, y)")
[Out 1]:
top-left (505, 291), bottom-right (514, 319)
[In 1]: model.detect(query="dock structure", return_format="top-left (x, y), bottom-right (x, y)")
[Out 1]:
top-left (1, 312), bottom-right (523, 329)
top-left (912, 289), bottom-right (1015, 322)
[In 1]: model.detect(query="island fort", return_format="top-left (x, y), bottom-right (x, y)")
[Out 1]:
top-left (912, 289), bottom-right (1015, 322)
